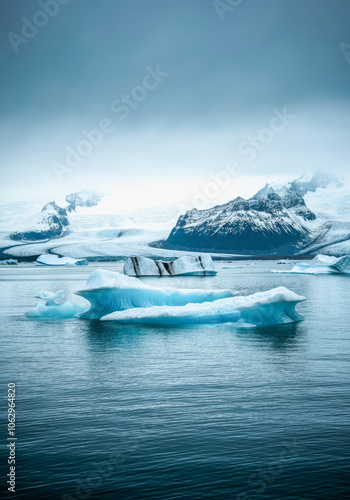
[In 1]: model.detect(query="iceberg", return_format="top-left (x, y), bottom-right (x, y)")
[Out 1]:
top-left (35, 290), bottom-right (65, 306)
top-left (36, 254), bottom-right (89, 266)
top-left (0, 259), bottom-right (18, 265)
top-left (123, 255), bottom-right (217, 277)
top-left (75, 269), bottom-right (233, 319)
top-left (27, 270), bottom-right (305, 326)
top-left (273, 254), bottom-right (350, 274)
top-left (26, 289), bottom-right (89, 318)
top-left (101, 287), bottom-right (305, 327)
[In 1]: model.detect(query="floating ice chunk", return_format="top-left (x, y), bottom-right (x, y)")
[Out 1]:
top-left (35, 290), bottom-right (65, 306)
top-left (36, 254), bottom-right (89, 266)
top-left (75, 269), bottom-right (233, 319)
top-left (27, 289), bottom-right (89, 318)
top-left (0, 259), bottom-right (18, 265)
top-left (123, 255), bottom-right (217, 277)
top-left (221, 265), bottom-right (244, 269)
top-left (26, 301), bottom-right (89, 318)
top-left (272, 254), bottom-right (350, 274)
top-left (101, 287), bottom-right (305, 326)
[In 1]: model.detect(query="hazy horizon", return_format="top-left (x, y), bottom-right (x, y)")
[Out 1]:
top-left (1, 0), bottom-right (350, 207)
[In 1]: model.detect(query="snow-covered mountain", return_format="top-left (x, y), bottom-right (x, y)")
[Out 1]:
top-left (1, 172), bottom-right (348, 259)
top-left (0, 192), bottom-right (190, 259)
top-left (9, 202), bottom-right (69, 241)
top-left (161, 172), bottom-right (347, 256)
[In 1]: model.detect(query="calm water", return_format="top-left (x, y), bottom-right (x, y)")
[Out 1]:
top-left (0, 261), bottom-right (349, 499)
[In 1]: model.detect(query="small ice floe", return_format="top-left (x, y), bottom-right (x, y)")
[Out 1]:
top-left (26, 289), bottom-right (89, 318)
top-left (36, 254), bottom-right (89, 266)
top-left (123, 255), bottom-right (217, 277)
top-left (221, 265), bottom-right (244, 269)
top-left (0, 259), bottom-right (18, 265)
top-left (272, 254), bottom-right (350, 275)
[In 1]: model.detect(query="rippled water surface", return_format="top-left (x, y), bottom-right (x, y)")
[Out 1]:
top-left (0, 261), bottom-right (349, 499)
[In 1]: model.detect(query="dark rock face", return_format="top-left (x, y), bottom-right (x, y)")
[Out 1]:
top-left (9, 202), bottom-right (69, 242)
top-left (162, 186), bottom-right (320, 255)
top-left (66, 191), bottom-right (102, 212)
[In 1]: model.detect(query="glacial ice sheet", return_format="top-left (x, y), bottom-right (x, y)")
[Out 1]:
top-left (36, 254), bottom-right (89, 266)
top-left (101, 287), bottom-right (305, 326)
top-left (272, 254), bottom-right (350, 274)
top-left (123, 255), bottom-right (217, 277)
top-left (75, 269), bottom-right (233, 319)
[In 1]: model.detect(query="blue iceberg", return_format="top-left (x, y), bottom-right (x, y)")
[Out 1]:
top-left (100, 286), bottom-right (305, 326)
top-left (26, 289), bottom-right (89, 318)
top-left (76, 269), bottom-right (233, 319)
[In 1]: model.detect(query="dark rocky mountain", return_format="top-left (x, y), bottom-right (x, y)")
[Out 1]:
top-left (9, 202), bottom-right (69, 241)
top-left (160, 175), bottom-right (337, 255)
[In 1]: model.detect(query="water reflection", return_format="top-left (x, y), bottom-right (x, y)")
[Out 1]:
top-left (235, 322), bottom-right (305, 351)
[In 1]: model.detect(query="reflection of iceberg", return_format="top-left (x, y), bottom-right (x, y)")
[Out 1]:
top-left (36, 254), bottom-right (89, 266)
top-left (123, 255), bottom-right (217, 277)
top-left (76, 269), bottom-right (232, 319)
top-left (101, 287), bottom-right (305, 327)
top-left (273, 254), bottom-right (350, 274)
top-left (26, 290), bottom-right (89, 318)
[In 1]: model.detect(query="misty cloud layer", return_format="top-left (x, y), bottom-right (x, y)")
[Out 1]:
top-left (1, 0), bottom-right (349, 204)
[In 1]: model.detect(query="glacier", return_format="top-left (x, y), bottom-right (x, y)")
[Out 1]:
top-left (123, 255), bottom-right (217, 277)
top-left (2, 173), bottom-right (350, 260)
top-left (36, 254), bottom-right (89, 266)
top-left (75, 269), bottom-right (233, 319)
top-left (101, 287), bottom-right (305, 327)
top-left (273, 254), bottom-right (350, 274)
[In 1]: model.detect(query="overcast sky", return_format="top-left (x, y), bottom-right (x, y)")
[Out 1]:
top-left (1, 0), bottom-right (349, 207)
